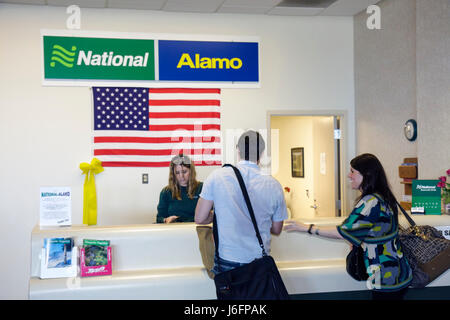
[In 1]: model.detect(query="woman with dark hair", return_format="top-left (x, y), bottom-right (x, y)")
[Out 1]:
top-left (284, 153), bottom-right (412, 300)
top-left (156, 154), bottom-right (203, 223)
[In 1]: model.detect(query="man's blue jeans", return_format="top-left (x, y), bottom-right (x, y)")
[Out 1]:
top-left (212, 256), bottom-right (248, 275)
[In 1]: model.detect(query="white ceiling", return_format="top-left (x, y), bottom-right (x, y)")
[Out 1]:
top-left (0, 0), bottom-right (381, 16)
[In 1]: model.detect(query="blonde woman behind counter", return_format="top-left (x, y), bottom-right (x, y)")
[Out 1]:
top-left (156, 154), bottom-right (203, 223)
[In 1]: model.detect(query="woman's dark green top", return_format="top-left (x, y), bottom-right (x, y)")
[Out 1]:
top-left (156, 182), bottom-right (203, 223)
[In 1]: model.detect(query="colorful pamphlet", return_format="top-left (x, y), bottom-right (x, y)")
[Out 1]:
top-left (40, 237), bottom-right (77, 279)
top-left (80, 239), bottom-right (112, 277)
top-left (45, 238), bottom-right (73, 268)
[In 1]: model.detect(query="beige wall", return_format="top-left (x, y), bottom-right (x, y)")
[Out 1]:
top-left (312, 116), bottom-right (336, 217)
top-left (354, 0), bottom-right (450, 199)
top-left (354, 0), bottom-right (417, 199)
top-left (416, 0), bottom-right (450, 178)
top-left (271, 116), bottom-right (315, 219)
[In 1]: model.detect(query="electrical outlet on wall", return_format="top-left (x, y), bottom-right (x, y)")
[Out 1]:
top-left (142, 173), bottom-right (149, 184)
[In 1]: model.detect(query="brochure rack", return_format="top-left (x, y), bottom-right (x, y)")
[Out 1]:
top-left (40, 246), bottom-right (78, 279)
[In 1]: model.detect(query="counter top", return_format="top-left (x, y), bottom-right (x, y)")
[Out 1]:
top-left (294, 214), bottom-right (450, 228)
top-left (31, 213), bottom-right (450, 235)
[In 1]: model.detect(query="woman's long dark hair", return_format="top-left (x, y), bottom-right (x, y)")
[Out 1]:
top-left (350, 153), bottom-right (398, 216)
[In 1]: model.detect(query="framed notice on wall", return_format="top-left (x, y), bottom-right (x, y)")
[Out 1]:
top-left (291, 147), bottom-right (304, 178)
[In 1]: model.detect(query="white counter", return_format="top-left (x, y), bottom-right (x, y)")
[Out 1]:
top-left (29, 214), bottom-right (450, 299)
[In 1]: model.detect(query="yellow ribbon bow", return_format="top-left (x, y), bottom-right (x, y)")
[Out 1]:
top-left (80, 158), bottom-right (104, 226)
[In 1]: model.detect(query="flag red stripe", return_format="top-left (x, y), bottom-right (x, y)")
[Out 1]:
top-left (94, 136), bottom-right (221, 143)
top-left (94, 149), bottom-right (221, 156)
top-left (148, 100), bottom-right (220, 106)
top-left (148, 124), bottom-right (220, 131)
top-left (101, 161), bottom-right (222, 167)
top-left (102, 161), bottom-right (171, 167)
top-left (149, 88), bottom-right (221, 94)
top-left (148, 112), bottom-right (220, 119)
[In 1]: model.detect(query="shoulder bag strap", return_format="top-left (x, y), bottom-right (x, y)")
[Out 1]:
top-left (372, 193), bottom-right (416, 227)
top-left (395, 199), bottom-right (416, 227)
top-left (212, 210), bottom-right (220, 260)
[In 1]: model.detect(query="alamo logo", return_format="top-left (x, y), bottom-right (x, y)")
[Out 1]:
top-left (177, 53), bottom-right (242, 70)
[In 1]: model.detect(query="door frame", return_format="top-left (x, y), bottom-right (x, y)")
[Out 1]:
top-left (267, 109), bottom-right (349, 217)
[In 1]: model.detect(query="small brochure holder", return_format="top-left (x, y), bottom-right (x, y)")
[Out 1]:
top-left (39, 246), bottom-right (78, 279)
top-left (80, 246), bottom-right (112, 277)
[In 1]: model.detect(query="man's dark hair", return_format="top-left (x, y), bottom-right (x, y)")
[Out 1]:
top-left (237, 130), bottom-right (265, 163)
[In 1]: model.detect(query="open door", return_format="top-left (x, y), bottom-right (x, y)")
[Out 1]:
top-left (270, 114), bottom-right (343, 219)
top-left (311, 116), bottom-right (341, 217)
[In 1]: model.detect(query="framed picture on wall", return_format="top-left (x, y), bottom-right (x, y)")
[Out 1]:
top-left (291, 147), bottom-right (304, 178)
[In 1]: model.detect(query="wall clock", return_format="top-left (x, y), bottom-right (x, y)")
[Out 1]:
top-left (404, 119), bottom-right (417, 141)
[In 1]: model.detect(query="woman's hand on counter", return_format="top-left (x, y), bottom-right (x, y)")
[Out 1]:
top-left (283, 220), bottom-right (309, 233)
top-left (283, 220), bottom-right (344, 240)
top-left (164, 215), bottom-right (179, 223)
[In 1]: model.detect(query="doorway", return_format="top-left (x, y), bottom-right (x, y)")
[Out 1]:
top-left (268, 112), bottom-right (346, 219)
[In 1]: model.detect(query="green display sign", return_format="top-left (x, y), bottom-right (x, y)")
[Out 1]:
top-left (412, 179), bottom-right (441, 215)
top-left (43, 36), bottom-right (155, 81)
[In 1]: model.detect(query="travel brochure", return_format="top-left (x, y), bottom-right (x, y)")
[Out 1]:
top-left (45, 238), bottom-right (74, 268)
top-left (40, 237), bottom-right (112, 279)
top-left (40, 237), bottom-right (77, 279)
top-left (80, 239), bottom-right (112, 277)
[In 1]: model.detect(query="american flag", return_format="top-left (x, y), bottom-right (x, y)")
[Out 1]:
top-left (92, 87), bottom-right (222, 167)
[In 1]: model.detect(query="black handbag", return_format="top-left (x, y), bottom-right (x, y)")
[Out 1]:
top-left (397, 201), bottom-right (450, 288)
top-left (212, 164), bottom-right (290, 300)
top-left (346, 245), bottom-right (368, 281)
top-left (344, 194), bottom-right (391, 282)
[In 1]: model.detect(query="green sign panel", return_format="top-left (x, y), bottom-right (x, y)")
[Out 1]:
top-left (412, 179), bottom-right (441, 215)
top-left (43, 36), bottom-right (155, 81)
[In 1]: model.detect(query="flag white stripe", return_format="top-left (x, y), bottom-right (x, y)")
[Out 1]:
top-left (148, 118), bottom-right (221, 125)
top-left (96, 154), bottom-right (222, 162)
top-left (94, 142), bottom-right (222, 150)
top-left (149, 93), bottom-right (220, 100)
top-left (148, 106), bottom-right (220, 113)
top-left (94, 130), bottom-right (221, 138)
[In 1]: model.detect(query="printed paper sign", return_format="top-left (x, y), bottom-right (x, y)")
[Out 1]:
top-left (40, 187), bottom-right (72, 226)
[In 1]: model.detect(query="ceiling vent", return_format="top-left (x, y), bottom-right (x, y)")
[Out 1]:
top-left (276, 0), bottom-right (339, 8)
